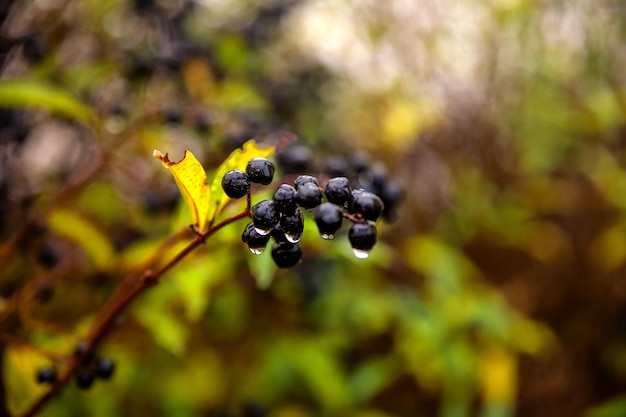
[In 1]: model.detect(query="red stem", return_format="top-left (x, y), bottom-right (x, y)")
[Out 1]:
top-left (19, 209), bottom-right (251, 417)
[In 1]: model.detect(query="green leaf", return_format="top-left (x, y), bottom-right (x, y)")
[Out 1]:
top-left (246, 244), bottom-right (277, 289)
top-left (134, 293), bottom-right (189, 357)
top-left (350, 355), bottom-right (402, 404)
top-left (171, 255), bottom-right (234, 322)
top-left (137, 309), bottom-right (188, 357)
top-left (47, 209), bottom-right (114, 269)
top-left (586, 395), bottom-right (626, 417)
top-left (0, 79), bottom-right (95, 126)
top-left (206, 140), bottom-right (275, 224)
top-left (282, 338), bottom-right (353, 410)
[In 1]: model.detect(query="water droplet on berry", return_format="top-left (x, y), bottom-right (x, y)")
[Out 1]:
top-left (255, 227), bottom-right (271, 236)
top-left (285, 233), bottom-right (302, 243)
top-left (249, 247), bottom-right (265, 255)
top-left (352, 248), bottom-right (370, 259)
top-left (321, 233), bottom-right (334, 240)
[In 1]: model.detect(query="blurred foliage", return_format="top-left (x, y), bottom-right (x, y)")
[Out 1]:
top-left (0, 0), bottom-right (626, 417)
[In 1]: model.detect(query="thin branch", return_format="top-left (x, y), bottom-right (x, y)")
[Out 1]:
top-left (18, 209), bottom-right (251, 417)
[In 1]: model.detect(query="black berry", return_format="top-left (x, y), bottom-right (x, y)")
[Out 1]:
top-left (36, 367), bottom-right (57, 384)
top-left (270, 224), bottom-right (288, 243)
top-left (294, 175), bottom-right (320, 190)
top-left (313, 203), bottom-right (343, 239)
top-left (243, 402), bottom-right (267, 417)
top-left (271, 242), bottom-right (302, 268)
top-left (295, 182), bottom-right (322, 209)
top-left (76, 368), bottom-right (95, 389)
top-left (95, 357), bottom-right (116, 380)
top-left (324, 177), bottom-right (352, 206)
top-left (222, 170), bottom-right (251, 199)
top-left (276, 145), bottom-right (313, 174)
top-left (324, 156), bottom-right (350, 178)
top-left (350, 190), bottom-right (384, 221)
top-left (242, 222), bottom-right (272, 253)
top-left (362, 165), bottom-right (388, 193)
top-left (37, 242), bottom-right (59, 269)
top-left (246, 158), bottom-right (275, 185)
top-left (348, 222), bottom-right (377, 255)
top-left (279, 209), bottom-right (304, 242)
top-left (350, 153), bottom-right (370, 175)
top-left (379, 179), bottom-right (404, 220)
top-left (74, 341), bottom-right (96, 363)
top-left (273, 184), bottom-right (297, 214)
top-left (22, 35), bottom-right (46, 63)
top-left (251, 200), bottom-right (280, 233)
top-left (162, 108), bottom-right (182, 126)
top-left (194, 114), bottom-right (211, 135)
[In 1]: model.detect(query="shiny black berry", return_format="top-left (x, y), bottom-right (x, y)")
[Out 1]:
top-left (76, 368), bottom-right (95, 389)
top-left (270, 224), bottom-right (289, 243)
top-left (36, 367), bottom-right (57, 384)
top-left (324, 177), bottom-right (352, 206)
top-left (246, 158), bottom-right (275, 185)
top-left (313, 203), bottom-right (343, 239)
top-left (94, 357), bottom-right (116, 380)
top-left (294, 175), bottom-right (320, 190)
top-left (348, 222), bottom-right (377, 253)
top-left (273, 184), bottom-right (297, 214)
top-left (242, 222), bottom-right (272, 253)
top-left (251, 200), bottom-right (280, 233)
top-left (279, 209), bottom-right (304, 242)
top-left (271, 242), bottom-right (302, 268)
top-left (350, 190), bottom-right (384, 221)
top-left (221, 170), bottom-right (251, 199)
top-left (295, 182), bottom-right (322, 209)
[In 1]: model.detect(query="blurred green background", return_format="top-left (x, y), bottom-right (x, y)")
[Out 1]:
top-left (1, 0), bottom-right (626, 416)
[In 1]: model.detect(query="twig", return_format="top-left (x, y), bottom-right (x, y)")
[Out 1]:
top-left (19, 209), bottom-right (251, 417)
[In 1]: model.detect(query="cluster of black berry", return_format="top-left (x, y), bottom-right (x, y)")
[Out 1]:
top-left (276, 144), bottom-right (404, 221)
top-left (72, 342), bottom-right (116, 389)
top-left (222, 156), bottom-right (385, 268)
top-left (35, 344), bottom-right (116, 390)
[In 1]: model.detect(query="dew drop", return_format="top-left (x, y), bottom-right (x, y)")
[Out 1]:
top-left (249, 247), bottom-right (265, 255)
top-left (352, 248), bottom-right (370, 259)
top-left (285, 233), bottom-right (302, 243)
top-left (321, 233), bottom-right (334, 240)
top-left (255, 227), bottom-right (271, 236)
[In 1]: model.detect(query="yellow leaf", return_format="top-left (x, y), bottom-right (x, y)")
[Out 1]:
top-left (206, 140), bottom-right (275, 224)
top-left (155, 140), bottom-right (276, 232)
top-left (154, 149), bottom-right (211, 232)
top-left (479, 346), bottom-right (517, 404)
